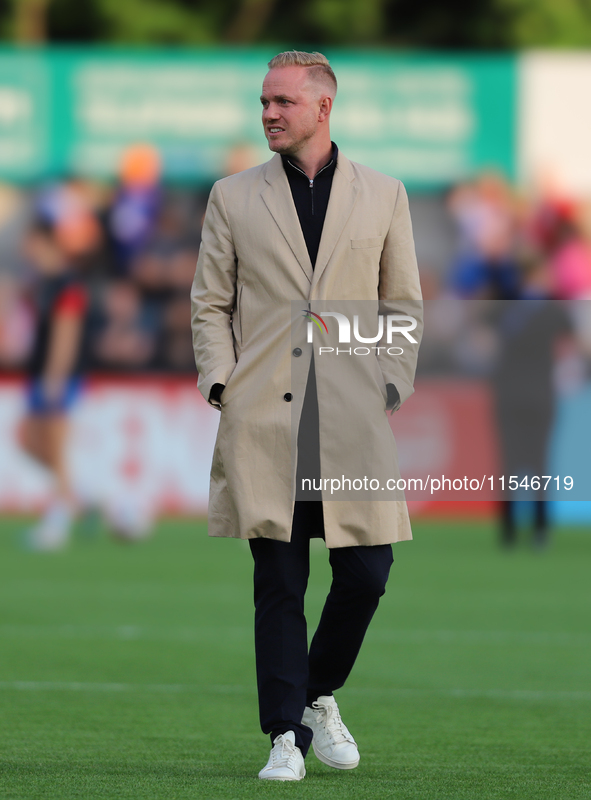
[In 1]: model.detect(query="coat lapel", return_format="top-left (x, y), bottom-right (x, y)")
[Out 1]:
top-left (311, 153), bottom-right (358, 292)
top-left (261, 154), bottom-right (313, 283)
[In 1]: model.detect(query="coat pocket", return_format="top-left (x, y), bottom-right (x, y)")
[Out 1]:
top-left (238, 283), bottom-right (244, 343)
top-left (233, 283), bottom-right (244, 346)
top-left (351, 236), bottom-right (383, 249)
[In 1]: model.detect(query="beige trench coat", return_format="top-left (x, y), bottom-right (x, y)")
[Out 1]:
top-left (191, 151), bottom-right (423, 548)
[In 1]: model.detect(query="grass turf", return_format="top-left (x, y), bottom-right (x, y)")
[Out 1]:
top-left (0, 517), bottom-right (590, 799)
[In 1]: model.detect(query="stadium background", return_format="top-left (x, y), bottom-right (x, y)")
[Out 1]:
top-left (1, 2), bottom-right (590, 798)
top-left (2, 47), bottom-right (591, 520)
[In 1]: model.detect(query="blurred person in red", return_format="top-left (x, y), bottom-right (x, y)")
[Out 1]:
top-left (19, 218), bottom-right (90, 550)
top-left (546, 207), bottom-right (591, 302)
top-left (524, 169), bottom-right (591, 301)
top-left (525, 170), bottom-right (591, 356)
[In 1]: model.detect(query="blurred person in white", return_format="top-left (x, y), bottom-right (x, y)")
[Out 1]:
top-left (19, 218), bottom-right (90, 550)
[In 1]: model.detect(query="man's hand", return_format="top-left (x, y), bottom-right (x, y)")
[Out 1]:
top-left (209, 383), bottom-right (225, 407)
top-left (386, 383), bottom-right (400, 413)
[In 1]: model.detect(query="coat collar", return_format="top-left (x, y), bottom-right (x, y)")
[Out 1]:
top-left (261, 151), bottom-right (358, 289)
top-left (312, 150), bottom-right (357, 291)
top-left (261, 154), bottom-right (313, 282)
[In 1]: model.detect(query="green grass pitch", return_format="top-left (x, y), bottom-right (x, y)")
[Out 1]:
top-left (0, 516), bottom-right (590, 799)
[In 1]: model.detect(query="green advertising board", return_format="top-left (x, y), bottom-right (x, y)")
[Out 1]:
top-left (0, 47), bottom-right (516, 188)
top-left (0, 52), bottom-right (51, 179)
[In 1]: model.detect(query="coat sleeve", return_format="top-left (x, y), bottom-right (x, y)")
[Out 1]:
top-left (191, 180), bottom-right (238, 407)
top-left (377, 180), bottom-right (423, 410)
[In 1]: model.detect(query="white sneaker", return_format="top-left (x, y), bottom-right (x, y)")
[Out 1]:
top-left (26, 501), bottom-right (74, 551)
top-left (302, 695), bottom-right (360, 769)
top-left (258, 731), bottom-right (306, 781)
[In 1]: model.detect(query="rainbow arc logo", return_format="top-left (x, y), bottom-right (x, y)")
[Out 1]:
top-left (302, 309), bottom-right (328, 333)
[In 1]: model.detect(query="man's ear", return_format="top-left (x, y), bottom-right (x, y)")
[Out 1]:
top-left (318, 95), bottom-right (333, 122)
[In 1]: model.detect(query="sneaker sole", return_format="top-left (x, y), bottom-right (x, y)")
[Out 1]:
top-left (259, 771), bottom-right (306, 781)
top-left (312, 743), bottom-right (359, 770)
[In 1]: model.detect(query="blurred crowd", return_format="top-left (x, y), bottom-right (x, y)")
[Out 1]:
top-left (0, 144), bottom-right (207, 376)
top-left (448, 170), bottom-right (591, 301)
top-left (2, 149), bottom-right (591, 547)
top-left (419, 169), bottom-right (591, 378)
top-left (2, 153), bottom-right (591, 380)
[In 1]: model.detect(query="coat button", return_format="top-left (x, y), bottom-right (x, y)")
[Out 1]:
top-left (292, 348), bottom-right (302, 357)
top-left (284, 393), bottom-right (292, 402)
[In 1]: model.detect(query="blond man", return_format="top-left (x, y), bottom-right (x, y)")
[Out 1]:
top-left (192, 51), bottom-right (422, 780)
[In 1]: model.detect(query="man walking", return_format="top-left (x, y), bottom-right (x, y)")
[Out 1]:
top-left (191, 51), bottom-right (422, 781)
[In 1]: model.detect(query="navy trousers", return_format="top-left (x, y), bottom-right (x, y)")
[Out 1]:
top-left (249, 500), bottom-right (393, 756)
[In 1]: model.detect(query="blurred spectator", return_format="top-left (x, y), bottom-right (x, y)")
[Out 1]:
top-left (36, 177), bottom-right (103, 260)
top-left (94, 280), bottom-right (155, 369)
top-left (156, 294), bottom-right (195, 372)
top-left (168, 248), bottom-right (199, 291)
top-left (0, 274), bottom-right (34, 367)
top-left (447, 172), bottom-right (521, 300)
top-left (525, 172), bottom-right (591, 356)
top-left (527, 169), bottom-right (575, 253)
top-left (109, 144), bottom-right (162, 273)
top-left (18, 218), bottom-right (90, 550)
top-left (224, 142), bottom-right (261, 176)
top-left (523, 169), bottom-right (591, 300)
top-left (547, 211), bottom-right (591, 302)
top-left (128, 197), bottom-right (198, 372)
top-left (490, 255), bottom-right (573, 549)
top-left (0, 183), bottom-right (23, 231)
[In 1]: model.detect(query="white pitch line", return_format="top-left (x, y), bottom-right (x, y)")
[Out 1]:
top-left (367, 629), bottom-right (591, 646)
top-left (0, 624), bottom-right (251, 642)
top-left (1, 625), bottom-right (590, 647)
top-left (0, 681), bottom-right (590, 703)
top-left (0, 681), bottom-right (253, 694)
top-left (348, 686), bottom-right (591, 702)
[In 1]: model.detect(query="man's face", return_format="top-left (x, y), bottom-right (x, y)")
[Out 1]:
top-left (261, 66), bottom-right (321, 156)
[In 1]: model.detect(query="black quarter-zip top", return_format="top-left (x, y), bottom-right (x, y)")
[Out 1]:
top-left (281, 142), bottom-right (338, 269)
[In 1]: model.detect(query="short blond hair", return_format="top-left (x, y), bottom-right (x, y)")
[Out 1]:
top-left (267, 50), bottom-right (337, 96)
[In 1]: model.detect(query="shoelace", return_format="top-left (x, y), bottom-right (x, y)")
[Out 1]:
top-left (271, 734), bottom-right (298, 767)
top-left (312, 701), bottom-right (355, 744)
